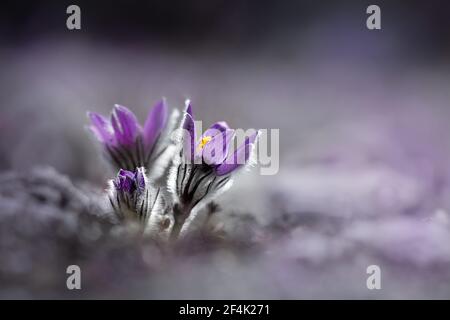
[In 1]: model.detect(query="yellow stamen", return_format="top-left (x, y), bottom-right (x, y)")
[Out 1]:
top-left (197, 136), bottom-right (212, 151)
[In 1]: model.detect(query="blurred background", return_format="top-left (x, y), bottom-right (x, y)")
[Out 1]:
top-left (2, 0), bottom-right (450, 298)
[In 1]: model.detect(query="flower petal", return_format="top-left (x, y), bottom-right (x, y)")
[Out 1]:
top-left (114, 169), bottom-right (136, 193)
top-left (143, 99), bottom-right (168, 150)
top-left (135, 167), bottom-right (147, 193)
top-left (87, 112), bottom-right (115, 146)
top-left (111, 105), bottom-right (139, 146)
top-left (185, 100), bottom-right (193, 118)
top-left (182, 101), bottom-right (196, 162)
top-left (202, 129), bottom-right (234, 165)
top-left (215, 131), bottom-right (259, 176)
top-left (202, 121), bottom-right (230, 139)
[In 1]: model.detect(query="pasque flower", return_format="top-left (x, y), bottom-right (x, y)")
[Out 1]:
top-left (88, 97), bottom-right (260, 242)
top-left (88, 99), bottom-right (178, 176)
top-left (108, 167), bottom-right (166, 230)
top-left (168, 100), bottom-right (260, 240)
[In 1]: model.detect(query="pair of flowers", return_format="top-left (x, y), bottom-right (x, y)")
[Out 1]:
top-left (88, 99), bottom-right (259, 239)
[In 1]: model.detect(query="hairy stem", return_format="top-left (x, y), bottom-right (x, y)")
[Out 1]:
top-left (169, 203), bottom-right (191, 242)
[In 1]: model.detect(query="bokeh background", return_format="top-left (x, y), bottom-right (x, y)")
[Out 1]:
top-left (2, 0), bottom-right (450, 298)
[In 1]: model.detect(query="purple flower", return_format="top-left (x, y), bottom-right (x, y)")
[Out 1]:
top-left (88, 100), bottom-right (171, 172)
top-left (182, 101), bottom-right (259, 175)
top-left (108, 167), bottom-right (166, 228)
top-left (168, 101), bottom-right (260, 240)
top-left (113, 169), bottom-right (145, 195)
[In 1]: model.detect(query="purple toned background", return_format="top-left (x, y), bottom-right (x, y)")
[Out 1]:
top-left (1, 0), bottom-right (450, 298)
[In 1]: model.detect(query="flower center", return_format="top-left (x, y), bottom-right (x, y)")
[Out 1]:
top-left (197, 136), bottom-right (212, 151)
